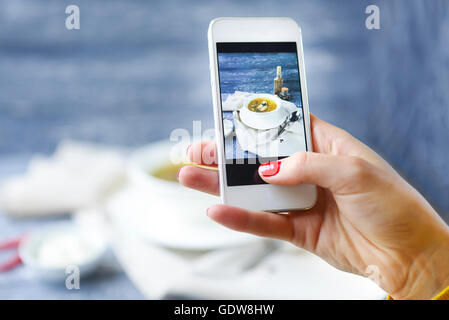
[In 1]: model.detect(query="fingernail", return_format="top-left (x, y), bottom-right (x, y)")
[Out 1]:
top-left (186, 144), bottom-right (191, 156)
top-left (259, 161), bottom-right (281, 177)
top-left (177, 168), bottom-right (181, 180)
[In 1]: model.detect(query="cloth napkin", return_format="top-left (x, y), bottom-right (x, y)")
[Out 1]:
top-left (0, 140), bottom-right (126, 217)
top-left (107, 209), bottom-right (387, 300)
top-left (222, 91), bottom-right (254, 111)
top-left (223, 91), bottom-right (306, 157)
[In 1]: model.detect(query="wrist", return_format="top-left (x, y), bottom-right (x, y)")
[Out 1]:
top-left (391, 227), bottom-right (449, 300)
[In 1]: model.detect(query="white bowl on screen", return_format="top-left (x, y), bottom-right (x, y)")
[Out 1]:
top-left (239, 94), bottom-right (286, 130)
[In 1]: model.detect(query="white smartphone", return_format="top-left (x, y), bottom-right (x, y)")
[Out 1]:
top-left (208, 17), bottom-right (317, 212)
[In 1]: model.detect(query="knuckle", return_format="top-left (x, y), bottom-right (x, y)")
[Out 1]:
top-left (347, 156), bottom-right (370, 179)
top-left (289, 151), bottom-right (309, 184)
top-left (293, 151), bottom-right (309, 171)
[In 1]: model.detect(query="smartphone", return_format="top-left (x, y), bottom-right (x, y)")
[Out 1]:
top-left (208, 17), bottom-right (317, 212)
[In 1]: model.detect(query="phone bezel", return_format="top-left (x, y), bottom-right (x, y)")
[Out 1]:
top-left (208, 17), bottom-right (317, 212)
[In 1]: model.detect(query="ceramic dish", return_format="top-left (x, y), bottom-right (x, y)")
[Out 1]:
top-left (18, 223), bottom-right (107, 282)
top-left (119, 140), bottom-right (257, 250)
top-left (239, 94), bottom-right (287, 130)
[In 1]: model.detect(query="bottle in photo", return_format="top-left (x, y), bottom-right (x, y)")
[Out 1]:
top-left (274, 66), bottom-right (283, 95)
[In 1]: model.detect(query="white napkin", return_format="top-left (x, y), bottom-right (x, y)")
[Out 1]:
top-left (224, 91), bottom-right (306, 157)
top-left (0, 140), bottom-right (126, 217)
top-left (109, 215), bottom-right (387, 299)
top-left (97, 177), bottom-right (386, 299)
top-left (68, 159), bottom-right (387, 300)
top-left (222, 91), bottom-right (254, 111)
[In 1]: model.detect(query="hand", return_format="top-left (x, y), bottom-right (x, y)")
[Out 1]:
top-left (178, 114), bottom-right (449, 299)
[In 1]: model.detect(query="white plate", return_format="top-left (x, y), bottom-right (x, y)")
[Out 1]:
top-left (106, 185), bottom-right (257, 251)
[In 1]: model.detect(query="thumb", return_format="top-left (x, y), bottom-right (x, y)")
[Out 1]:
top-left (258, 152), bottom-right (370, 192)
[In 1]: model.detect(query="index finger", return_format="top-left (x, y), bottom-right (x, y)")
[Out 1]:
top-left (187, 140), bottom-right (218, 167)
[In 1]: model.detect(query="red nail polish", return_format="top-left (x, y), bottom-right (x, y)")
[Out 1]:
top-left (259, 161), bottom-right (281, 177)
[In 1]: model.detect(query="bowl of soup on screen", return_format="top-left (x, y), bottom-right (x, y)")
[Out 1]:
top-left (240, 94), bottom-right (285, 130)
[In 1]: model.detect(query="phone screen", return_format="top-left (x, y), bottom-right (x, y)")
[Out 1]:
top-left (216, 42), bottom-right (307, 186)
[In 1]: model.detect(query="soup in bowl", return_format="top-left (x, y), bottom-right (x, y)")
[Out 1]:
top-left (240, 94), bottom-right (286, 130)
top-left (247, 98), bottom-right (277, 113)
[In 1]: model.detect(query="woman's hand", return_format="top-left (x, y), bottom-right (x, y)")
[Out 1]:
top-left (178, 114), bottom-right (449, 299)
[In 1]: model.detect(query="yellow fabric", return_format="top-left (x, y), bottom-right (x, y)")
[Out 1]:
top-left (386, 284), bottom-right (449, 300)
top-left (432, 285), bottom-right (449, 300)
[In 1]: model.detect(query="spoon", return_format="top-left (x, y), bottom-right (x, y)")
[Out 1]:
top-left (272, 111), bottom-right (301, 140)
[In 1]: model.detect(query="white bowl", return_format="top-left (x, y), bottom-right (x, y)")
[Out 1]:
top-left (122, 140), bottom-right (257, 250)
top-left (18, 223), bottom-right (107, 282)
top-left (239, 94), bottom-right (286, 130)
top-left (128, 141), bottom-right (218, 203)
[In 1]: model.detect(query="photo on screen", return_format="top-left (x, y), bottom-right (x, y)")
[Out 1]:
top-left (217, 42), bottom-right (307, 166)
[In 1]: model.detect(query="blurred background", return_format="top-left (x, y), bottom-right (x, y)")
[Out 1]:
top-left (0, 0), bottom-right (448, 299)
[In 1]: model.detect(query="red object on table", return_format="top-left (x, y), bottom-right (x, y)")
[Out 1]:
top-left (0, 235), bottom-right (26, 272)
